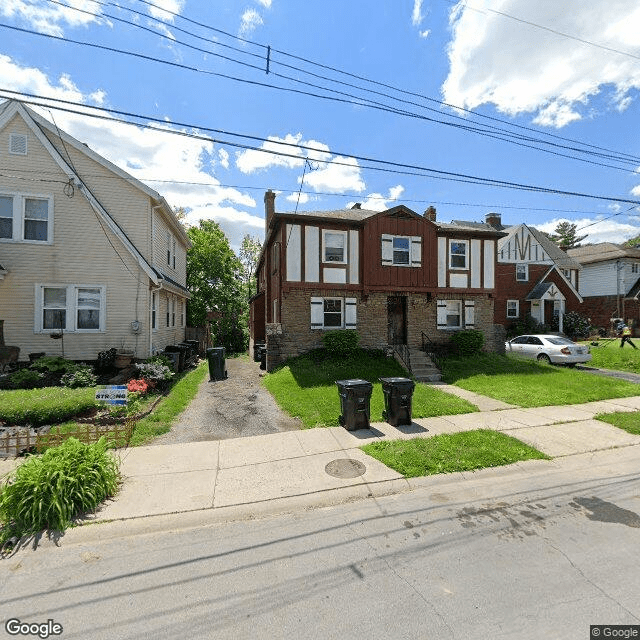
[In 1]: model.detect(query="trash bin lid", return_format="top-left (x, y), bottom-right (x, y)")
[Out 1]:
top-left (379, 377), bottom-right (415, 390)
top-left (336, 378), bottom-right (373, 390)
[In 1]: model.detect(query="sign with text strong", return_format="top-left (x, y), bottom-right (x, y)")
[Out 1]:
top-left (95, 385), bottom-right (128, 405)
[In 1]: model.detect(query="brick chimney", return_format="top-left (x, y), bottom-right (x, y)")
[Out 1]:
top-left (424, 206), bottom-right (436, 221)
top-left (264, 190), bottom-right (276, 235)
top-left (485, 212), bottom-right (502, 229)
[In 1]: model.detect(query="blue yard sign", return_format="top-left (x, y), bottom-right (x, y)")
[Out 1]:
top-left (95, 385), bottom-right (128, 405)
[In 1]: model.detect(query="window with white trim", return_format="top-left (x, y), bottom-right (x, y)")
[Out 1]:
top-left (180, 300), bottom-right (184, 327)
top-left (516, 263), bottom-right (528, 281)
top-left (322, 230), bottom-right (347, 263)
top-left (310, 296), bottom-right (357, 329)
top-left (381, 235), bottom-right (422, 267)
top-left (0, 193), bottom-right (52, 243)
top-left (449, 240), bottom-right (468, 269)
top-left (166, 295), bottom-right (170, 327)
top-left (166, 232), bottom-right (177, 268)
top-left (632, 263), bottom-right (639, 274)
top-left (172, 297), bottom-right (176, 327)
top-left (507, 300), bottom-right (519, 318)
top-left (151, 291), bottom-right (158, 330)
top-left (436, 299), bottom-right (475, 330)
top-left (36, 285), bottom-right (105, 332)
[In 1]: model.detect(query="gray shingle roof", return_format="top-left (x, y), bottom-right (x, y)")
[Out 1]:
top-left (528, 226), bottom-right (582, 269)
top-left (277, 208), bottom-right (379, 222)
top-left (526, 282), bottom-right (554, 300)
top-left (567, 243), bottom-right (640, 265)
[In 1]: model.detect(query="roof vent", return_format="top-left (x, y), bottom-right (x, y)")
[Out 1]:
top-left (9, 133), bottom-right (27, 155)
top-left (351, 203), bottom-right (362, 209)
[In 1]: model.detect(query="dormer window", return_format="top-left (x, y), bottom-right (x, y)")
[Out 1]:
top-left (323, 230), bottom-right (346, 263)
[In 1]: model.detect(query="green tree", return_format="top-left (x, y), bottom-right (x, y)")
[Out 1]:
top-left (623, 234), bottom-right (640, 248)
top-left (238, 234), bottom-right (262, 300)
top-left (186, 220), bottom-right (247, 353)
top-left (549, 221), bottom-right (587, 250)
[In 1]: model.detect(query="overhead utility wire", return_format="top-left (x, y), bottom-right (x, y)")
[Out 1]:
top-left (5, 22), bottom-right (636, 175)
top-left (131, 0), bottom-right (640, 166)
top-left (48, 0), bottom-right (640, 170)
top-left (3, 90), bottom-right (640, 208)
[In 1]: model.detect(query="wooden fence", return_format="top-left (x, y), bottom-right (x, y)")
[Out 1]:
top-left (0, 420), bottom-right (136, 458)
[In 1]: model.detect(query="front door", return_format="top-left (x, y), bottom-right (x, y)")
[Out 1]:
top-left (387, 296), bottom-right (407, 345)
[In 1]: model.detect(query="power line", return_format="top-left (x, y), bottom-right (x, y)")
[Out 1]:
top-left (12, 4), bottom-right (640, 173)
top-left (2, 90), bottom-right (640, 208)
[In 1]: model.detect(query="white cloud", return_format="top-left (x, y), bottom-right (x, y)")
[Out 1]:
top-left (147, 0), bottom-right (185, 22)
top-left (239, 9), bottom-right (263, 36)
top-left (412, 0), bottom-right (424, 26)
top-left (218, 148), bottom-right (229, 169)
top-left (256, 0), bottom-right (272, 8)
top-left (0, 0), bottom-right (104, 36)
top-left (419, 29), bottom-right (431, 39)
top-left (236, 134), bottom-right (331, 173)
top-left (347, 185), bottom-right (405, 211)
top-left (285, 192), bottom-right (310, 205)
top-left (303, 156), bottom-right (365, 194)
top-left (442, 0), bottom-right (640, 127)
top-left (535, 217), bottom-right (640, 244)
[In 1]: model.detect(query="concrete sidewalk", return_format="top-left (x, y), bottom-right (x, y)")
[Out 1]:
top-left (84, 394), bottom-right (640, 524)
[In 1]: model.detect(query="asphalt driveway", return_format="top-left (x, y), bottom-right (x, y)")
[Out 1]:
top-left (152, 356), bottom-right (302, 445)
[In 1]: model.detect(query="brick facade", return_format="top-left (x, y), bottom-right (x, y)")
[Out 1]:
top-left (580, 295), bottom-right (640, 336)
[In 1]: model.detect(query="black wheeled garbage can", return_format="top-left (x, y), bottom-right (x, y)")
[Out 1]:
top-left (206, 347), bottom-right (227, 381)
top-left (336, 379), bottom-right (373, 431)
top-left (253, 342), bottom-right (266, 362)
top-left (379, 377), bottom-right (415, 426)
top-left (259, 346), bottom-right (267, 370)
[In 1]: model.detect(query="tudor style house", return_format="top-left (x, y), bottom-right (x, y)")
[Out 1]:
top-left (250, 191), bottom-right (506, 371)
top-left (0, 99), bottom-right (190, 362)
top-left (567, 243), bottom-right (640, 333)
top-left (466, 214), bottom-right (583, 333)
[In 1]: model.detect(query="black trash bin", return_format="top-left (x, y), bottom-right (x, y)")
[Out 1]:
top-left (379, 377), bottom-right (415, 426)
top-left (336, 379), bottom-right (373, 431)
top-left (253, 342), bottom-right (266, 362)
top-left (259, 346), bottom-right (267, 370)
top-left (206, 347), bottom-right (227, 381)
top-left (165, 344), bottom-right (187, 371)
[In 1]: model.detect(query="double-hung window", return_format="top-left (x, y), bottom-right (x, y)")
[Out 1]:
top-left (0, 193), bottom-right (52, 243)
top-left (449, 240), bottom-right (468, 269)
top-left (516, 263), bottom-right (528, 281)
top-left (323, 230), bottom-right (346, 263)
top-left (36, 285), bottom-right (105, 332)
top-left (507, 300), bottom-right (519, 318)
top-left (151, 291), bottom-right (158, 330)
top-left (381, 235), bottom-right (422, 267)
top-left (436, 299), bottom-right (475, 330)
top-left (311, 297), bottom-right (357, 329)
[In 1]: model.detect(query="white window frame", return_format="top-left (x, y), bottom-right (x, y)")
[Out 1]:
top-left (35, 284), bottom-right (105, 333)
top-left (507, 300), bottom-right (519, 318)
top-left (0, 192), bottom-right (53, 244)
top-left (632, 263), bottom-right (639, 274)
top-left (322, 230), bottom-right (347, 264)
top-left (180, 300), bottom-right (185, 327)
top-left (381, 235), bottom-right (422, 267)
top-left (516, 263), bottom-right (529, 281)
top-left (449, 240), bottom-right (468, 270)
top-left (151, 291), bottom-right (158, 330)
top-left (310, 296), bottom-right (357, 330)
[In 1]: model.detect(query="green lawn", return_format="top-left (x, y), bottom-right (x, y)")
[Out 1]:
top-left (580, 339), bottom-right (640, 374)
top-left (262, 349), bottom-right (477, 428)
top-left (440, 353), bottom-right (640, 407)
top-left (361, 430), bottom-right (549, 477)
top-left (595, 411), bottom-right (640, 435)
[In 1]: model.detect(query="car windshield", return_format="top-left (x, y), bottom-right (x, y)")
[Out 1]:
top-left (544, 337), bottom-right (575, 345)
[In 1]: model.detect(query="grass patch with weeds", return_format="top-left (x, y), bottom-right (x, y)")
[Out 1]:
top-left (0, 387), bottom-right (99, 426)
top-left (440, 353), bottom-right (640, 407)
top-left (361, 430), bottom-right (549, 477)
top-left (580, 340), bottom-right (640, 374)
top-left (595, 411), bottom-right (640, 435)
top-left (128, 360), bottom-right (208, 446)
top-left (262, 349), bottom-right (477, 428)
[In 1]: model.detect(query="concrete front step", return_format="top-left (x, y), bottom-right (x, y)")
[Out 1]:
top-left (407, 349), bottom-right (442, 382)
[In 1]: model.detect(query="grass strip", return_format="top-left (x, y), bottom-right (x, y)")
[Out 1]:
top-left (440, 353), bottom-right (640, 407)
top-left (595, 412), bottom-right (640, 435)
top-left (128, 360), bottom-right (208, 446)
top-left (579, 340), bottom-right (640, 374)
top-left (361, 430), bottom-right (549, 477)
top-left (263, 349), bottom-right (477, 428)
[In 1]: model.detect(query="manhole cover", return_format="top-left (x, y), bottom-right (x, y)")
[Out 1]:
top-left (325, 458), bottom-right (366, 479)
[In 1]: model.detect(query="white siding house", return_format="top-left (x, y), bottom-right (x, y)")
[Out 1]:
top-left (0, 99), bottom-right (190, 361)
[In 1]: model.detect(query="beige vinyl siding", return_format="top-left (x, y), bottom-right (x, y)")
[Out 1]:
top-left (151, 289), bottom-right (187, 354)
top-left (152, 213), bottom-right (188, 288)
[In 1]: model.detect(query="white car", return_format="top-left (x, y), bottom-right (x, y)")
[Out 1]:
top-left (505, 334), bottom-right (592, 366)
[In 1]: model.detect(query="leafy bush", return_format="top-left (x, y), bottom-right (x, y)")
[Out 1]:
top-left (135, 362), bottom-right (174, 382)
top-left (450, 329), bottom-right (485, 356)
top-left (61, 364), bottom-right (98, 389)
top-left (8, 368), bottom-right (45, 390)
top-left (321, 330), bottom-right (360, 356)
top-left (96, 348), bottom-right (117, 373)
top-left (146, 354), bottom-right (174, 369)
top-left (0, 437), bottom-right (120, 544)
top-left (507, 314), bottom-right (548, 339)
top-left (29, 356), bottom-right (77, 375)
top-left (0, 387), bottom-right (99, 426)
top-left (554, 310), bottom-right (591, 339)
top-left (127, 379), bottom-right (149, 395)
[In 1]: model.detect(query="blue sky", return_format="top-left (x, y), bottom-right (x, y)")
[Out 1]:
top-left (2, 0), bottom-right (640, 250)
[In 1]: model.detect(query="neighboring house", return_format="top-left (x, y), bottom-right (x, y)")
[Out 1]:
top-left (250, 191), bottom-right (506, 371)
top-left (464, 214), bottom-right (583, 333)
top-left (567, 243), bottom-right (640, 333)
top-left (0, 99), bottom-right (190, 362)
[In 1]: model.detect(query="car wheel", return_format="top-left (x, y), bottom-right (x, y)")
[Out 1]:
top-left (537, 353), bottom-right (551, 365)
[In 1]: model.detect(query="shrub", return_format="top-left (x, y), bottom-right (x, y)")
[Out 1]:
top-left (61, 364), bottom-right (98, 389)
top-left (554, 310), bottom-right (591, 340)
top-left (8, 368), bottom-right (45, 390)
top-left (145, 354), bottom-right (174, 369)
top-left (29, 356), bottom-right (77, 375)
top-left (135, 362), bottom-right (174, 382)
top-left (507, 314), bottom-right (548, 339)
top-left (127, 379), bottom-right (149, 395)
top-left (321, 330), bottom-right (360, 356)
top-left (0, 437), bottom-right (120, 544)
top-left (96, 348), bottom-right (117, 373)
top-left (450, 329), bottom-right (485, 356)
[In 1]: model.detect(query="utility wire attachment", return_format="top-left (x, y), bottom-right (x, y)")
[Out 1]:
top-left (266, 45), bottom-right (270, 74)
